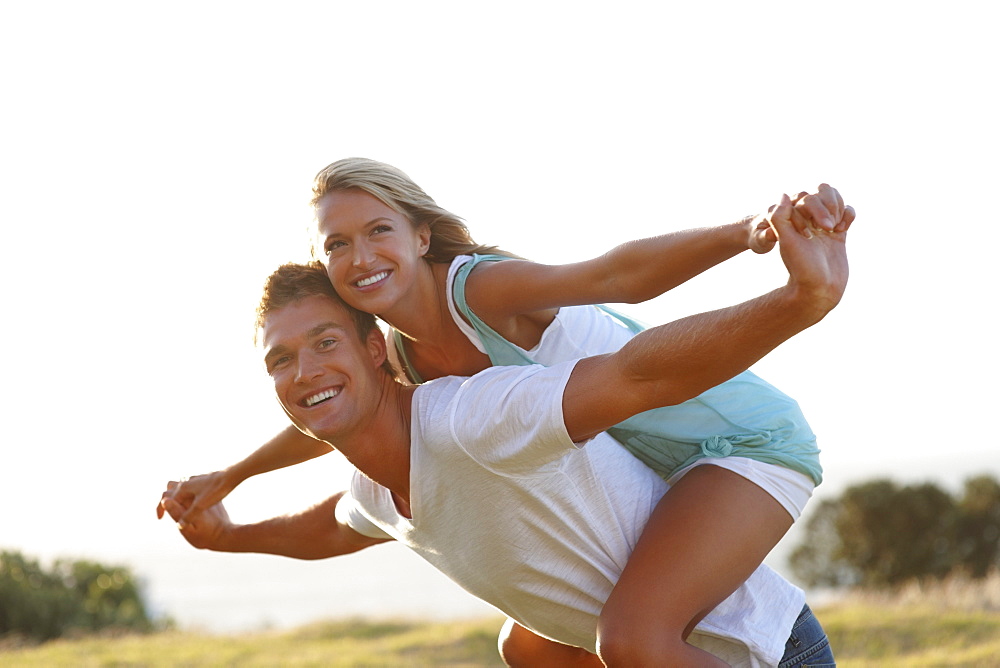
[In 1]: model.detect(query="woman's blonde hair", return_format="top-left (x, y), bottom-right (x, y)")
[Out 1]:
top-left (311, 158), bottom-right (520, 263)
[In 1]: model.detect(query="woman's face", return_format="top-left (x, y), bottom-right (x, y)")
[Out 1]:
top-left (315, 188), bottom-right (431, 316)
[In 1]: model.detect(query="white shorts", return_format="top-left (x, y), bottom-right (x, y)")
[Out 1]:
top-left (667, 456), bottom-right (815, 520)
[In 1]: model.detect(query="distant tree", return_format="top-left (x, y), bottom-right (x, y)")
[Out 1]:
top-left (954, 475), bottom-right (1000, 577)
top-left (0, 551), bottom-right (81, 641)
top-left (0, 550), bottom-right (153, 642)
top-left (789, 477), bottom-right (986, 588)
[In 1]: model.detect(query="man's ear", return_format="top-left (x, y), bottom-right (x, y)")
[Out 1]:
top-left (366, 327), bottom-right (388, 368)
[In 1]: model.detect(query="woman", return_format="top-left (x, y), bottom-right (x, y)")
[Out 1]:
top-left (164, 158), bottom-right (850, 665)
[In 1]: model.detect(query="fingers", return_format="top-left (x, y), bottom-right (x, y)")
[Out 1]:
top-left (789, 204), bottom-right (814, 239)
top-left (794, 193), bottom-right (835, 232)
top-left (836, 205), bottom-right (856, 233)
top-left (180, 491), bottom-right (207, 523)
top-left (156, 480), bottom-right (181, 519)
top-left (757, 219), bottom-right (777, 241)
top-left (160, 497), bottom-right (186, 525)
top-left (819, 183), bottom-right (845, 217)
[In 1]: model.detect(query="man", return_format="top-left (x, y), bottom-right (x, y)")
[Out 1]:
top-left (161, 194), bottom-right (849, 666)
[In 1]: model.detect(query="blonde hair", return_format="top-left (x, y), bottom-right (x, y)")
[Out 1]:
top-left (311, 158), bottom-right (521, 263)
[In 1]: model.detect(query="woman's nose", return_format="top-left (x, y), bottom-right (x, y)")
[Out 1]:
top-left (352, 240), bottom-right (374, 268)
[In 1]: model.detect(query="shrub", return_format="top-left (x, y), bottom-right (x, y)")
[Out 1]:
top-left (0, 550), bottom-right (153, 642)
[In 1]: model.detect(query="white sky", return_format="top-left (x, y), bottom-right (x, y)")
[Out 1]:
top-left (2, 0), bottom-right (998, 628)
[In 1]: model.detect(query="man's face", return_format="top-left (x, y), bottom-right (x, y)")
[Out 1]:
top-left (262, 294), bottom-right (385, 441)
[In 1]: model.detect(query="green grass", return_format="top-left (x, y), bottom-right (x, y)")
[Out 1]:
top-left (0, 617), bottom-right (508, 667)
top-left (5, 583), bottom-right (1000, 667)
top-left (823, 604), bottom-right (1000, 667)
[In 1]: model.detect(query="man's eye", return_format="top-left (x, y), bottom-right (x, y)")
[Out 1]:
top-left (319, 338), bottom-right (338, 349)
top-left (267, 356), bottom-right (291, 374)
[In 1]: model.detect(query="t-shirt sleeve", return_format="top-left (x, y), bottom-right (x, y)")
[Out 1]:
top-left (447, 361), bottom-right (581, 475)
top-left (335, 487), bottom-right (393, 540)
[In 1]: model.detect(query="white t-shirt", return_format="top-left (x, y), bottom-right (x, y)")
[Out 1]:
top-left (338, 361), bottom-right (804, 666)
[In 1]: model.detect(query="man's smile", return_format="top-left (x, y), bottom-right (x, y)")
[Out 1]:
top-left (303, 388), bottom-right (340, 407)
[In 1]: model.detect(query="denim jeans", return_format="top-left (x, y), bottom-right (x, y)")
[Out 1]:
top-left (777, 604), bottom-right (835, 667)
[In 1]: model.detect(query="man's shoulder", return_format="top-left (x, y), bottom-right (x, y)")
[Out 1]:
top-left (414, 363), bottom-right (577, 416)
top-left (412, 362), bottom-right (581, 472)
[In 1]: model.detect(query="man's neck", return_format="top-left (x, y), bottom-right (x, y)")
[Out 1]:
top-left (331, 378), bottom-right (416, 502)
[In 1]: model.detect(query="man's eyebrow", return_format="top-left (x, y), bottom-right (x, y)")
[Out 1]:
top-left (264, 344), bottom-right (289, 365)
top-left (307, 322), bottom-right (348, 338)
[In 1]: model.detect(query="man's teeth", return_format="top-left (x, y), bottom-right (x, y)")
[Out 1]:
top-left (356, 271), bottom-right (388, 287)
top-left (305, 389), bottom-right (339, 406)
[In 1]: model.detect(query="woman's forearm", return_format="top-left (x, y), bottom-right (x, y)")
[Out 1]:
top-left (598, 221), bottom-right (751, 304)
top-left (226, 424), bottom-right (333, 485)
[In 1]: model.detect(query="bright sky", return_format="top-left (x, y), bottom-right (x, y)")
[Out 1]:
top-left (2, 0), bottom-right (998, 629)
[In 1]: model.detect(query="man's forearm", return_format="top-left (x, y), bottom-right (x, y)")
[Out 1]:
top-left (622, 283), bottom-right (829, 405)
top-left (218, 494), bottom-right (386, 560)
top-left (564, 282), bottom-right (834, 442)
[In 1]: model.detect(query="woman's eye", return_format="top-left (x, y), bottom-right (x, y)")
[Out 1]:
top-left (325, 240), bottom-right (346, 255)
top-left (372, 224), bottom-right (392, 235)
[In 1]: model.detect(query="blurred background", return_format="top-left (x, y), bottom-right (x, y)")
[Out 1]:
top-left (2, 0), bottom-right (998, 634)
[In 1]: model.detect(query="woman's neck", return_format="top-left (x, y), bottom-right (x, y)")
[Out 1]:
top-left (379, 260), bottom-right (491, 380)
top-left (376, 260), bottom-right (450, 347)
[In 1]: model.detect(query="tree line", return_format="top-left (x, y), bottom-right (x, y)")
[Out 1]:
top-left (4, 474), bottom-right (998, 642)
top-left (790, 474), bottom-right (1000, 588)
top-left (0, 550), bottom-right (155, 642)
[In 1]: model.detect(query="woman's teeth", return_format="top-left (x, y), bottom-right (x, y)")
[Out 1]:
top-left (356, 271), bottom-right (388, 287)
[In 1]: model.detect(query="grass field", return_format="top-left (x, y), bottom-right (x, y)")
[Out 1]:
top-left (4, 575), bottom-right (1000, 666)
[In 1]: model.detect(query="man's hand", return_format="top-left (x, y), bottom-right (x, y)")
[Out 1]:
top-left (770, 192), bottom-right (852, 315)
top-left (747, 184), bottom-right (854, 253)
top-left (159, 480), bottom-right (233, 551)
top-left (156, 470), bottom-right (235, 524)
top-left (790, 184), bottom-right (856, 238)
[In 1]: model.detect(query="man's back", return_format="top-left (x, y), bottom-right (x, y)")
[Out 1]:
top-left (339, 362), bottom-right (803, 666)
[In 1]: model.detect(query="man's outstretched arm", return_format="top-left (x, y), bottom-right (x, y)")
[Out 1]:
top-left (160, 489), bottom-right (390, 560)
top-left (563, 190), bottom-right (852, 443)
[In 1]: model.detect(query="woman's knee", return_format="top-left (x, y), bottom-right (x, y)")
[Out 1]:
top-left (499, 619), bottom-right (600, 667)
top-left (597, 614), bottom-right (726, 668)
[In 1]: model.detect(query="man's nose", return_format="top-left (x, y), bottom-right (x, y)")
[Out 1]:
top-left (294, 352), bottom-right (324, 383)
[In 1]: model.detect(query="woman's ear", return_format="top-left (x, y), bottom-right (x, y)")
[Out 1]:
top-left (417, 224), bottom-right (431, 257)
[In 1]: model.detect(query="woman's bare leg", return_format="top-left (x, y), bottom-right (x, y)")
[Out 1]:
top-left (596, 464), bottom-right (794, 667)
top-left (499, 618), bottom-right (604, 667)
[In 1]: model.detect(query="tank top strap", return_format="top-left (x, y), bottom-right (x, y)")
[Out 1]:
top-left (452, 254), bottom-right (535, 366)
top-left (452, 253), bottom-right (647, 364)
top-left (593, 304), bottom-right (646, 335)
top-left (391, 328), bottom-right (425, 384)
